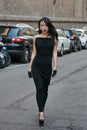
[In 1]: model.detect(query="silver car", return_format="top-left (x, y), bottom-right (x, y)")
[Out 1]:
top-left (76, 29), bottom-right (87, 49)
top-left (56, 29), bottom-right (71, 56)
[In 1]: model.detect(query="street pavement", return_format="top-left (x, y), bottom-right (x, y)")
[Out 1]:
top-left (0, 50), bottom-right (87, 130)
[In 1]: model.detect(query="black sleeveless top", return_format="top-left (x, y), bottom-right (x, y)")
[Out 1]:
top-left (32, 37), bottom-right (54, 69)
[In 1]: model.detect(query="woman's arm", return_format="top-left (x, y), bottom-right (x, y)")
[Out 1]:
top-left (52, 38), bottom-right (58, 70)
top-left (28, 36), bottom-right (36, 72)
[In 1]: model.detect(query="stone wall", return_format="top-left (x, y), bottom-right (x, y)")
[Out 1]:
top-left (0, 0), bottom-right (87, 28)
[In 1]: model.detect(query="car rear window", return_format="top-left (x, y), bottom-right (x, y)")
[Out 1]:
top-left (7, 28), bottom-right (19, 37)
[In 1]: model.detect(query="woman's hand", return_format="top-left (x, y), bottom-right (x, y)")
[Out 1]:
top-left (28, 71), bottom-right (32, 78)
top-left (52, 70), bottom-right (57, 77)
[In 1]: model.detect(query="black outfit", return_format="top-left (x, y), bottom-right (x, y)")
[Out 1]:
top-left (32, 37), bottom-right (54, 112)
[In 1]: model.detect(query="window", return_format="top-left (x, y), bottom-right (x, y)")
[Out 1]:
top-left (63, 30), bottom-right (70, 38)
top-left (22, 27), bottom-right (35, 36)
top-left (8, 28), bottom-right (19, 37)
top-left (0, 27), bottom-right (10, 36)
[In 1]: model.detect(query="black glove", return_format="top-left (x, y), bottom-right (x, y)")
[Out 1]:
top-left (52, 70), bottom-right (57, 77)
top-left (28, 71), bottom-right (32, 78)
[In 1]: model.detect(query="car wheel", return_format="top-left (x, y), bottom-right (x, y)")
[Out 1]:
top-left (3, 52), bottom-right (11, 66)
top-left (59, 45), bottom-right (64, 56)
top-left (78, 45), bottom-right (81, 51)
top-left (67, 45), bottom-right (71, 53)
top-left (78, 42), bottom-right (81, 51)
top-left (0, 54), bottom-right (6, 68)
top-left (20, 48), bottom-right (29, 63)
top-left (73, 44), bottom-right (77, 52)
top-left (85, 41), bottom-right (87, 49)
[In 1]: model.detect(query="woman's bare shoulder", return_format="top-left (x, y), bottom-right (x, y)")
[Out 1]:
top-left (34, 34), bottom-right (41, 38)
top-left (33, 35), bottom-right (40, 43)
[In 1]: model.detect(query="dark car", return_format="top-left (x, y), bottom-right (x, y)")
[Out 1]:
top-left (62, 28), bottom-right (81, 52)
top-left (0, 23), bottom-right (36, 63)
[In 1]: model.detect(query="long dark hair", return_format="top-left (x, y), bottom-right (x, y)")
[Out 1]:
top-left (38, 17), bottom-right (58, 40)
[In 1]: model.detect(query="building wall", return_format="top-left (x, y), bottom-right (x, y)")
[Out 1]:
top-left (0, 0), bottom-right (87, 28)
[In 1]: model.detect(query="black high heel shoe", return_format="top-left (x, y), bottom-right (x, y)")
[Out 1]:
top-left (39, 119), bottom-right (44, 126)
top-left (39, 112), bottom-right (44, 126)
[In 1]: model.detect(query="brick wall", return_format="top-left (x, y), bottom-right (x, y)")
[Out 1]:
top-left (0, 0), bottom-right (87, 28)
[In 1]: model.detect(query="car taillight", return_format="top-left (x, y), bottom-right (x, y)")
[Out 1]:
top-left (70, 35), bottom-right (75, 40)
top-left (11, 38), bottom-right (24, 43)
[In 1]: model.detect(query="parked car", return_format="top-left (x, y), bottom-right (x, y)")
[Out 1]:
top-left (0, 41), bottom-right (11, 68)
top-left (0, 23), bottom-right (36, 63)
top-left (62, 28), bottom-right (81, 52)
top-left (75, 29), bottom-right (87, 49)
top-left (56, 29), bottom-right (71, 56)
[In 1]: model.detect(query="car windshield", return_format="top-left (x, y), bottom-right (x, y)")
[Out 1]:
top-left (63, 30), bottom-right (70, 37)
top-left (57, 31), bottom-right (66, 37)
top-left (76, 31), bottom-right (82, 36)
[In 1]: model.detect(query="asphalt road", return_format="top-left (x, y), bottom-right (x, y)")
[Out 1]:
top-left (0, 50), bottom-right (87, 130)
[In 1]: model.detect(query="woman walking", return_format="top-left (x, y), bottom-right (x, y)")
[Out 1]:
top-left (28, 17), bottom-right (58, 126)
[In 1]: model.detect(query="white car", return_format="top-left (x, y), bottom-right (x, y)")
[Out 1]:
top-left (76, 29), bottom-right (87, 49)
top-left (56, 29), bottom-right (71, 56)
